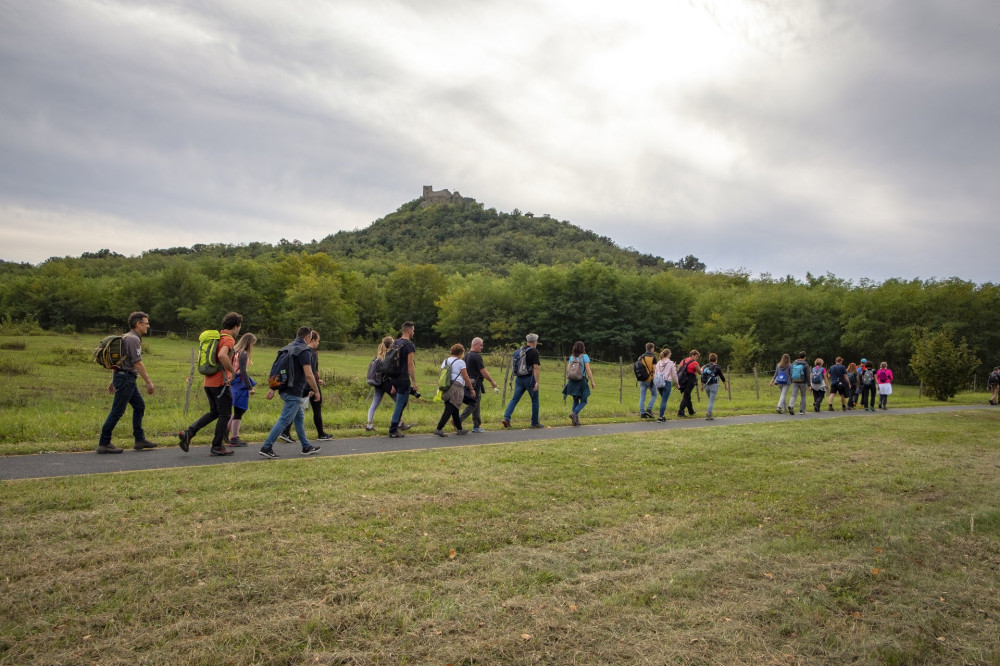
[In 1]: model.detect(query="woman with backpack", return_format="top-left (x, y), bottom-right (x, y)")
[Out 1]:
top-left (989, 367), bottom-right (1000, 405)
top-left (227, 333), bottom-right (257, 447)
top-left (700, 353), bottom-right (728, 421)
top-left (365, 336), bottom-right (395, 431)
top-left (676, 350), bottom-right (701, 418)
top-left (844, 362), bottom-right (859, 410)
top-left (769, 353), bottom-right (793, 414)
top-left (810, 358), bottom-right (829, 412)
top-left (653, 348), bottom-right (679, 422)
top-left (876, 361), bottom-right (894, 410)
top-left (860, 361), bottom-right (878, 411)
top-left (434, 344), bottom-right (474, 436)
top-left (562, 340), bottom-right (596, 426)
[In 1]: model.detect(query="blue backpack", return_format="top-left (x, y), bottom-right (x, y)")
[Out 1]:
top-left (790, 361), bottom-right (808, 383)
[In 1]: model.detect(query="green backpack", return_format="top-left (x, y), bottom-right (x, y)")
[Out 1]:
top-left (438, 358), bottom-right (456, 391)
top-left (197, 330), bottom-right (222, 375)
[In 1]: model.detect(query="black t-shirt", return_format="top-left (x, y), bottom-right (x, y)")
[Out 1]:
top-left (391, 338), bottom-right (416, 388)
top-left (829, 363), bottom-right (847, 385)
top-left (279, 343), bottom-right (314, 397)
top-left (523, 346), bottom-right (540, 370)
top-left (465, 350), bottom-right (486, 382)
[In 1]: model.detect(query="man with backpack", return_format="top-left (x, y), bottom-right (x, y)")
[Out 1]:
top-left (178, 312), bottom-right (242, 456)
top-left (989, 366), bottom-right (1000, 406)
top-left (387, 321), bottom-right (419, 439)
top-left (459, 337), bottom-right (499, 432)
top-left (258, 326), bottom-right (323, 458)
top-left (787, 351), bottom-right (810, 415)
top-left (96, 311), bottom-right (158, 453)
top-left (635, 342), bottom-right (657, 419)
top-left (859, 361), bottom-right (878, 411)
top-left (502, 333), bottom-right (543, 429)
top-left (675, 350), bottom-right (701, 418)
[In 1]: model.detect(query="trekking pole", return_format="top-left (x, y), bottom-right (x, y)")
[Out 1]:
top-left (183, 347), bottom-right (195, 416)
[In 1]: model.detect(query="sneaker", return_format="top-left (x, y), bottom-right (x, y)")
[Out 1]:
top-left (315, 433), bottom-right (334, 441)
top-left (455, 429), bottom-right (469, 436)
top-left (643, 411), bottom-right (654, 419)
top-left (277, 434), bottom-right (295, 444)
top-left (364, 424), bottom-right (375, 431)
top-left (228, 437), bottom-right (248, 448)
top-left (657, 417), bottom-right (666, 422)
top-left (472, 427), bottom-right (486, 433)
top-left (177, 431), bottom-right (190, 453)
top-left (301, 445), bottom-right (321, 455)
top-left (706, 416), bottom-right (714, 421)
top-left (433, 429), bottom-right (448, 437)
top-left (789, 411), bottom-right (796, 415)
top-left (570, 412), bottom-right (580, 426)
top-left (501, 419), bottom-right (510, 428)
top-left (96, 443), bottom-right (123, 454)
top-left (388, 431), bottom-right (405, 438)
top-left (530, 423), bottom-right (545, 429)
top-left (210, 446), bottom-right (234, 456)
top-left (259, 447), bottom-right (279, 459)
top-left (400, 422), bottom-right (413, 431)
top-left (776, 408), bottom-right (784, 414)
top-left (133, 439), bottom-right (158, 451)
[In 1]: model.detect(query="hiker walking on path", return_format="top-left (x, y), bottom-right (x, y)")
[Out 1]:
top-left (787, 351), bottom-right (810, 415)
top-left (280, 330), bottom-right (333, 442)
top-left (700, 353), bottom-right (728, 421)
top-left (502, 333), bottom-right (543, 429)
top-left (434, 344), bottom-right (474, 436)
top-left (653, 348), bottom-right (678, 422)
top-left (876, 362), bottom-right (894, 410)
top-left (258, 326), bottom-right (322, 458)
top-left (860, 360), bottom-right (878, 411)
top-left (827, 357), bottom-right (849, 411)
top-left (989, 367), bottom-right (1000, 405)
top-left (636, 342), bottom-right (657, 419)
top-left (388, 322), bottom-right (419, 439)
top-left (178, 312), bottom-right (242, 456)
top-left (227, 333), bottom-right (257, 447)
top-left (675, 350), bottom-right (701, 418)
top-left (366, 336), bottom-right (395, 431)
top-left (562, 340), bottom-right (596, 426)
top-left (810, 358), bottom-right (830, 412)
top-left (459, 337), bottom-right (499, 432)
top-left (97, 311), bottom-right (157, 454)
top-left (844, 362), bottom-right (859, 411)
top-left (769, 353), bottom-right (792, 414)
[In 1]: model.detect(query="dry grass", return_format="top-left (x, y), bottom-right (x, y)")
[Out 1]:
top-left (2, 412), bottom-right (999, 664)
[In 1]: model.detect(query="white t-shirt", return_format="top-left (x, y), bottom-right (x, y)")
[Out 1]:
top-left (441, 357), bottom-right (467, 387)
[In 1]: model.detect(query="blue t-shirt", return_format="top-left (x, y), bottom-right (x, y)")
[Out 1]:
top-left (828, 363), bottom-right (847, 384)
top-left (569, 354), bottom-right (590, 365)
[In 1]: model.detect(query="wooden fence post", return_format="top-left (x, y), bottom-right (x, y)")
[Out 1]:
top-left (501, 350), bottom-right (511, 404)
top-left (726, 365), bottom-right (732, 401)
top-left (619, 356), bottom-right (623, 404)
top-left (753, 365), bottom-right (760, 400)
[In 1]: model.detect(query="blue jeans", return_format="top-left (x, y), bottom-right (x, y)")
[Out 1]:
top-left (99, 371), bottom-right (145, 446)
top-left (705, 382), bottom-right (719, 417)
top-left (504, 375), bottom-right (539, 425)
top-left (657, 382), bottom-right (673, 418)
top-left (390, 385), bottom-right (410, 433)
top-left (639, 380), bottom-right (655, 414)
top-left (262, 392), bottom-right (310, 449)
top-left (571, 395), bottom-right (587, 415)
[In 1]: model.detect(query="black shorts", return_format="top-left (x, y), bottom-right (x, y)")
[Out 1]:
top-left (830, 382), bottom-right (848, 397)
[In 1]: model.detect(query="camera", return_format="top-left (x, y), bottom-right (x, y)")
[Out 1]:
top-left (410, 389), bottom-right (422, 399)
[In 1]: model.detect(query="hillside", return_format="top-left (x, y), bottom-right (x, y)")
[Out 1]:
top-left (312, 187), bottom-right (677, 272)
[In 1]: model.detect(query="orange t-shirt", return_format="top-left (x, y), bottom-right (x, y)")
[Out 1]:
top-left (203, 333), bottom-right (235, 387)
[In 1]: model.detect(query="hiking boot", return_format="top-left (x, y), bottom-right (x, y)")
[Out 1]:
top-left (177, 431), bottom-right (190, 453)
top-left (259, 447), bottom-right (279, 459)
top-left (828, 405), bottom-right (834, 411)
top-left (530, 423), bottom-right (546, 429)
top-left (640, 412), bottom-right (650, 419)
top-left (400, 422), bottom-right (413, 431)
top-left (277, 433), bottom-right (295, 444)
top-left (501, 419), bottom-right (510, 428)
top-left (210, 446), bottom-right (234, 456)
top-left (433, 429), bottom-right (448, 437)
top-left (388, 431), bottom-right (405, 438)
top-left (570, 412), bottom-right (580, 426)
top-left (96, 443), bottom-right (123, 454)
top-left (315, 433), bottom-right (334, 441)
top-left (706, 416), bottom-right (714, 421)
top-left (228, 437), bottom-right (248, 448)
top-left (364, 424), bottom-right (375, 431)
top-left (455, 429), bottom-right (469, 436)
top-left (300, 445), bottom-right (321, 455)
top-left (657, 416), bottom-right (666, 422)
top-left (133, 439), bottom-right (158, 451)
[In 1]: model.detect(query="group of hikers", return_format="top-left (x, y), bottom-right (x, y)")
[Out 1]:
top-left (97, 312), bottom-right (947, 455)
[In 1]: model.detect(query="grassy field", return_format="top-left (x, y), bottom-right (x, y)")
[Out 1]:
top-left (0, 333), bottom-right (988, 455)
top-left (1, 411), bottom-right (998, 664)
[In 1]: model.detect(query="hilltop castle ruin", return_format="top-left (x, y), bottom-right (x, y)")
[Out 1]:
top-left (420, 185), bottom-right (477, 208)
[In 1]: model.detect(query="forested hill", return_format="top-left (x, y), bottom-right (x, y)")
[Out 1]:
top-left (311, 195), bottom-right (695, 273)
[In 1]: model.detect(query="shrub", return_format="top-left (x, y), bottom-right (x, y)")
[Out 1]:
top-left (0, 357), bottom-right (33, 376)
top-left (0, 340), bottom-right (27, 350)
top-left (0, 317), bottom-right (45, 336)
top-left (910, 327), bottom-right (980, 401)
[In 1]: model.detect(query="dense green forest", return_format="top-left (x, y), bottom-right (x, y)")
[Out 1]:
top-left (1, 196), bottom-right (997, 382)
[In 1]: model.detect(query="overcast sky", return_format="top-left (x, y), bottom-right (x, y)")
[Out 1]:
top-left (1, 0), bottom-right (997, 283)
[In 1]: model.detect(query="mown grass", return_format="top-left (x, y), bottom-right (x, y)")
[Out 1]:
top-left (0, 333), bottom-right (988, 454)
top-left (1, 411), bottom-right (998, 664)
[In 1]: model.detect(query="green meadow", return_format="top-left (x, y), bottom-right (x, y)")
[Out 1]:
top-left (0, 333), bottom-right (986, 455)
top-left (2, 410), bottom-right (998, 664)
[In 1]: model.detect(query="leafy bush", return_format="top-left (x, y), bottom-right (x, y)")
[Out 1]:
top-left (910, 327), bottom-right (980, 401)
top-left (0, 317), bottom-right (45, 336)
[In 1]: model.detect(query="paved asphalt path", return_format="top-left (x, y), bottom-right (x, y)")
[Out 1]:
top-left (1, 404), bottom-right (990, 482)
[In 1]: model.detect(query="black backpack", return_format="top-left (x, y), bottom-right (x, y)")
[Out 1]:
top-left (513, 346), bottom-right (532, 377)
top-left (676, 358), bottom-right (694, 389)
top-left (633, 353), bottom-right (653, 381)
top-left (366, 357), bottom-right (384, 386)
top-left (268, 341), bottom-right (306, 390)
top-left (381, 342), bottom-right (403, 378)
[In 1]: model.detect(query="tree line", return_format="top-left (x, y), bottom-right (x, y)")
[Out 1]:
top-left (1, 249), bottom-right (996, 384)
